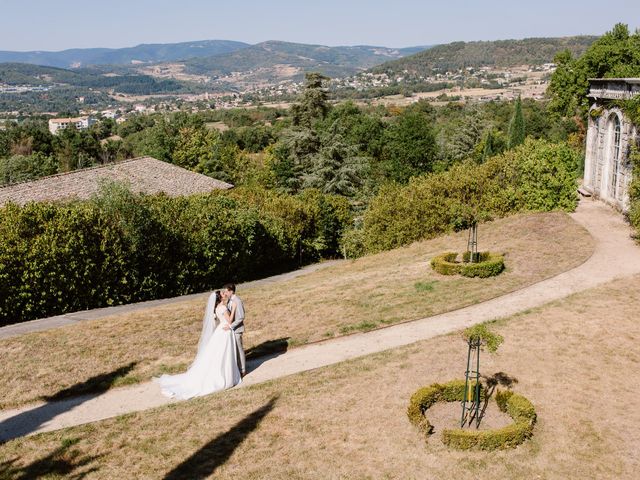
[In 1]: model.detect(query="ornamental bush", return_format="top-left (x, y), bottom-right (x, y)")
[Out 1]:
top-left (0, 184), bottom-right (351, 326)
top-left (407, 381), bottom-right (536, 451)
top-left (459, 254), bottom-right (505, 278)
top-left (430, 252), bottom-right (505, 278)
top-left (442, 390), bottom-right (536, 450)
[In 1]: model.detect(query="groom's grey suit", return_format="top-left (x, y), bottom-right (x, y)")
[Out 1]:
top-left (228, 294), bottom-right (246, 374)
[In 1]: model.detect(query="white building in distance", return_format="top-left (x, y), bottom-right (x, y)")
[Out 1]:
top-left (583, 78), bottom-right (640, 211)
top-left (48, 116), bottom-right (96, 135)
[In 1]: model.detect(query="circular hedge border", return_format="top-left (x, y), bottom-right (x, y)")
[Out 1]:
top-left (430, 251), bottom-right (505, 278)
top-left (407, 379), bottom-right (536, 451)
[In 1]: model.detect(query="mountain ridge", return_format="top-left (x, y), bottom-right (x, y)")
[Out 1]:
top-left (0, 40), bottom-right (251, 68)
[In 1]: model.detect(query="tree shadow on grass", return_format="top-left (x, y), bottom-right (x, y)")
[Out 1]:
top-left (163, 396), bottom-right (279, 480)
top-left (0, 438), bottom-right (101, 479)
top-left (0, 362), bottom-right (137, 443)
top-left (476, 371), bottom-right (519, 426)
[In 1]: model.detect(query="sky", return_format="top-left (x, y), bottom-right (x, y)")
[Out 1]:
top-left (2, 0), bottom-right (640, 51)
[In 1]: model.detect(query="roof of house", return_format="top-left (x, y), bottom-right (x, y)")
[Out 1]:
top-left (49, 116), bottom-right (89, 123)
top-left (0, 156), bottom-right (234, 206)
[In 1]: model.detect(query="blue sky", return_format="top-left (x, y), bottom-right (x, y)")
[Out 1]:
top-left (2, 0), bottom-right (640, 51)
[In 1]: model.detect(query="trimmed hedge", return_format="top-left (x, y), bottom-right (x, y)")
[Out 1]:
top-left (0, 184), bottom-right (351, 326)
top-left (407, 380), bottom-right (536, 451)
top-left (430, 251), bottom-right (505, 278)
top-left (442, 390), bottom-right (537, 450)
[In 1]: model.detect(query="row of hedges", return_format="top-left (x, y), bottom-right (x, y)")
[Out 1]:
top-left (431, 251), bottom-right (505, 278)
top-left (363, 139), bottom-right (581, 253)
top-left (0, 183), bottom-right (351, 326)
top-left (407, 380), bottom-right (536, 451)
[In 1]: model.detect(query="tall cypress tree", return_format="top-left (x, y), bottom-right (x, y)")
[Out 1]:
top-left (507, 96), bottom-right (526, 149)
top-left (481, 128), bottom-right (495, 163)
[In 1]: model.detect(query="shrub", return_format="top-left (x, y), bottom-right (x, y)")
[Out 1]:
top-left (430, 252), bottom-right (461, 275)
top-left (462, 251), bottom-right (490, 263)
top-left (459, 253), bottom-right (505, 278)
top-left (431, 252), bottom-right (504, 278)
top-left (0, 184), bottom-right (351, 326)
top-left (364, 139), bottom-right (580, 253)
top-left (408, 381), bottom-right (536, 451)
top-left (339, 227), bottom-right (366, 259)
top-left (407, 379), bottom-right (478, 433)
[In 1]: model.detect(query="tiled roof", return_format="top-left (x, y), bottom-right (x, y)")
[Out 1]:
top-left (0, 157), bottom-right (234, 206)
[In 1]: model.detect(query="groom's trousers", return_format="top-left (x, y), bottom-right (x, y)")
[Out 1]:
top-left (235, 332), bottom-right (246, 373)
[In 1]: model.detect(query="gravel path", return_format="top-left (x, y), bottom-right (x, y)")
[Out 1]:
top-left (2, 199), bottom-right (639, 443)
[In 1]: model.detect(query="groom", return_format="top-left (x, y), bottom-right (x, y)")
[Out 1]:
top-left (222, 283), bottom-right (246, 377)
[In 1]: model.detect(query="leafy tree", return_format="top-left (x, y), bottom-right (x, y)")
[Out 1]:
top-left (0, 153), bottom-right (58, 185)
top-left (301, 133), bottom-right (369, 197)
top-left (442, 106), bottom-right (485, 165)
top-left (318, 101), bottom-right (385, 158)
top-left (53, 126), bottom-right (101, 171)
top-left (172, 126), bottom-right (216, 170)
top-left (380, 108), bottom-right (438, 183)
top-left (548, 23), bottom-right (640, 118)
top-left (507, 97), bottom-right (525, 149)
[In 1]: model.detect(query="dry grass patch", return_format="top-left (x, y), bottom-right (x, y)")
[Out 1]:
top-left (1, 274), bottom-right (639, 479)
top-left (0, 211), bottom-right (594, 408)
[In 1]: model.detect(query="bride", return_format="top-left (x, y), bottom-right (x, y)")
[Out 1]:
top-left (155, 290), bottom-right (242, 399)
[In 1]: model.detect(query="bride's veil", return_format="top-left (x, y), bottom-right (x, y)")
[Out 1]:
top-left (197, 291), bottom-right (218, 354)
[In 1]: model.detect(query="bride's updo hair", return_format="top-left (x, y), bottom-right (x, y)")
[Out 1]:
top-left (214, 290), bottom-right (221, 307)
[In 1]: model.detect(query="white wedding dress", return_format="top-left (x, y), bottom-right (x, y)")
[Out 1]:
top-left (156, 293), bottom-right (242, 399)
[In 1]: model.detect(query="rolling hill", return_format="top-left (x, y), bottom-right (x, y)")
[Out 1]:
top-left (182, 40), bottom-right (431, 80)
top-left (0, 40), bottom-right (250, 68)
top-left (371, 36), bottom-right (598, 75)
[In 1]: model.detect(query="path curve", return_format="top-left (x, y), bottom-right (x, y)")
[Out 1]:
top-left (2, 199), bottom-right (639, 442)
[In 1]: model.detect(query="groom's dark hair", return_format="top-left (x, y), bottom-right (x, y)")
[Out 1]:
top-left (223, 283), bottom-right (236, 293)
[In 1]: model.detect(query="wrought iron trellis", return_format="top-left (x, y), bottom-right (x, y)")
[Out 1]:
top-left (461, 336), bottom-right (482, 428)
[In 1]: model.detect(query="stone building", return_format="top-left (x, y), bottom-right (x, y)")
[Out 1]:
top-left (583, 78), bottom-right (640, 211)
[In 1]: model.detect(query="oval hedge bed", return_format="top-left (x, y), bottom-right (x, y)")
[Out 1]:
top-left (407, 380), bottom-right (536, 451)
top-left (430, 251), bottom-right (505, 278)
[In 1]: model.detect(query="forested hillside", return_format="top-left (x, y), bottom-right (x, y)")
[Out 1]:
top-left (372, 36), bottom-right (597, 75)
top-left (0, 63), bottom-right (188, 94)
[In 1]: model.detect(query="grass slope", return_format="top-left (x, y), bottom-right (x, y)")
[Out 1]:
top-left (0, 211), bottom-right (594, 409)
top-left (1, 271), bottom-right (638, 478)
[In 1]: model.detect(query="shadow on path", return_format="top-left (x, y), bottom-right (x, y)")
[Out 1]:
top-left (246, 337), bottom-right (290, 361)
top-left (245, 337), bottom-right (290, 373)
top-left (163, 396), bottom-right (279, 480)
top-left (0, 438), bottom-right (100, 479)
top-left (0, 362), bottom-right (137, 443)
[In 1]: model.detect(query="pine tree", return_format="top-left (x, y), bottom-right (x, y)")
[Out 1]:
top-left (507, 96), bottom-right (526, 149)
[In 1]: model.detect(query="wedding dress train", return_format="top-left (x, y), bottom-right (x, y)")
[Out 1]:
top-left (155, 293), bottom-right (242, 399)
